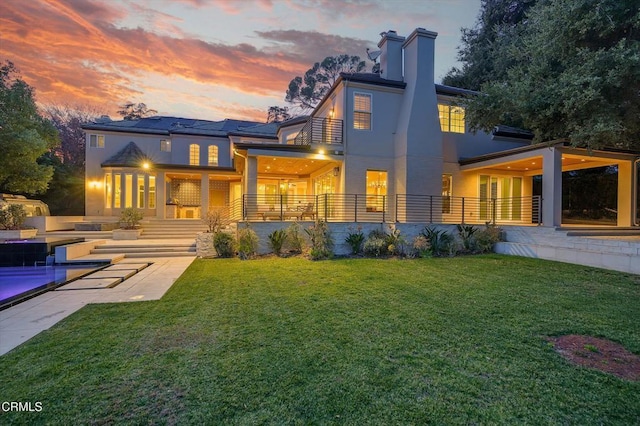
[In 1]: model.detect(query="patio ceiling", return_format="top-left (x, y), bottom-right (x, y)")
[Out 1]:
top-left (257, 157), bottom-right (338, 177)
top-left (461, 145), bottom-right (623, 176)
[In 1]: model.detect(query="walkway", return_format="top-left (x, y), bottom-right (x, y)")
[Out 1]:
top-left (0, 251), bottom-right (195, 355)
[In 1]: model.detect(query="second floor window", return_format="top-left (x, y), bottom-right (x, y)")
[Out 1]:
top-left (438, 104), bottom-right (465, 133)
top-left (353, 93), bottom-right (371, 130)
top-left (160, 139), bottom-right (171, 152)
top-left (89, 134), bottom-right (105, 148)
top-left (208, 145), bottom-right (219, 166)
top-left (189, 144), bottom-right (200, 166)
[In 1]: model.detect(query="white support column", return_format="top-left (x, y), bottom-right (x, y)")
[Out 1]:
top-left (244, 156), bottom-right (258, 220)
top-left (617, 161), bottom-right (633, 227)
top-left (201, 173), bottom-right (209, 219)
top-left (542, 147), bottom-right (562, 227)
top-left (156, 172), bottom-right (166, 219)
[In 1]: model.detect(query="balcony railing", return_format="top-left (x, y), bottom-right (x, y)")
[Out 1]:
top-left (237, 194), bottom-right (542, 225)
top-left (293, 117), bottom-right (343, 146)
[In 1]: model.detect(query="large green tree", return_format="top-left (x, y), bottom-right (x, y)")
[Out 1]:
top-left (286, 55), bottom-right (366, 112)
top-left (443, 0), bottom-right (537, 90)
top-left (454, 0), bottom-right (640, 150)
top-left (0, 61), bottom-right (59, 194)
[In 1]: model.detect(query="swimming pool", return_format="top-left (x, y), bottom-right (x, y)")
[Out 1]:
top-left (0, 264), bottom-right (105, 310)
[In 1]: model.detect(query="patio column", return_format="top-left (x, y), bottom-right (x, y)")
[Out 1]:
top-left (617, 161), bottom-right (633, 227)
top-left (542, 147), bottom-right (562, 227)
top-left (156, 172), bottom-right (166, 219)
top-left (201, 173), bottom-right (209, 219)
top-left (244, 156), bottom-right (258, 220)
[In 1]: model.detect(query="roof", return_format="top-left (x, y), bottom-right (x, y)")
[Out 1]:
top-left (435, 84), bottom-right (478, 97)
top-left (83, 116), bottom-right (265, 137)
top-left (229, 122), bottom-right (279, 139)
top-left (493, 125), bottom-right (534, 140)
top-left (101, 141), bottom-right (150, 167)
top-left (339, 72), bottom-right (406, 89)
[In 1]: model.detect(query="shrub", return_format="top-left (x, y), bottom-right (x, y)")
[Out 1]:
top-left (411, 235), bottom-right (431, 258)
top-left (474, 225), bottom-right (503, 253)
top-left (456, 224), bottom-right (477, 253)
top-left (213, 232), bottom-right (235, 258)
top-left (204, 207), bottom-right (230, 233)
top-left (345, 227), bottom-right (365, 255)
top-left (305, 219), bottom-right (334, 260)
top-left (120, 207), bottom-right (143, 229)
top-left (384, 228), bottom-right (407, 256)
top-left (237, 225), bottom-right (259, 260)
top-left (421, 226), bottom-right (454, 257)
top-left (0, 204), bottom-right (27, 230)
top-left (284, 222), bottom-right (306, 254)
top-left (363, 236), bottom-right (387, 257)
top-left (268, 229), bottom-right (287, 256)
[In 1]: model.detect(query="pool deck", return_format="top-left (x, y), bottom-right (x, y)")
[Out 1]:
top-left (0, 241), bottom-right (196, 355)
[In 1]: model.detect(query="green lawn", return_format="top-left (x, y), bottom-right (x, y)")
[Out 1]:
top-left (1, 255), bottom-right (639, 424)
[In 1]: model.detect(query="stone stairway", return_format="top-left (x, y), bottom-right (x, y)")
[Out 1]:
top-left (90, 241), bottom-right (196, 258)
top-left (138, 219), bottom-right (208, 239)
top-left (495, 226), bottom-right (640, 275)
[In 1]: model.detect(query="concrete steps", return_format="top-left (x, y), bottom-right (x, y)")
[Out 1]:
top-left (139, 219), bottom-right (208, 239)
top-left (91, 242), bottom-right (196, 258)
top-left (496, 226), bottom-right (640, 275)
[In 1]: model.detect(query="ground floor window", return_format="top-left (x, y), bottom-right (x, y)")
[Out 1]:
top-left (479, 175), bottom-right (522, 221)
top-left (137, 176), bottom-right (145, 209)
top-left (125, 174), bottom-right (133, 208)
top-left (114, 174), bottom-right (121, 208)
top-left (105, 173), bottom-right (112, 209)
top-left (366, 170), bottom-right (387, 212)
top-left (149, 176), bottom-right (156, 209)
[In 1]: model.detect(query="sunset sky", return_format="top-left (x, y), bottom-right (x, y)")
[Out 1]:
top-left (1, 0), bottom-right (481, 122)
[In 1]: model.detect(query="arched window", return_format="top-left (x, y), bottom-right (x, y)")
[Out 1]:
top-left (189, 144), bottom-right (200, 166)
top-left (208, 145), bottom-right (219, 166)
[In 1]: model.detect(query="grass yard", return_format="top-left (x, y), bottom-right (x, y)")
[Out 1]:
top-left (1, 255), bottom-right (639, 424)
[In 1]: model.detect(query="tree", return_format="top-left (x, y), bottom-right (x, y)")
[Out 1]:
top-left (40, 104), bottom-right (106, 215)
top-left (459, 0), bottom-right (640, 150)
top-left (266, 106), bottom-right (291, 123)
top-left (117, 102), bottom-right (157, 120)
top-left (285, 55), bottom-right (366, 112)
top-left (443, 0), bottom-right (537, 90)
top-left (0, 61), bottom-right (59, 194)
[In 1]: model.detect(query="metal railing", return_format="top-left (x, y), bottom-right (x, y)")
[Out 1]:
top-left (238, 194), bottom-right (542, 224)
top-left (293, 118), bottom-right (343, 146)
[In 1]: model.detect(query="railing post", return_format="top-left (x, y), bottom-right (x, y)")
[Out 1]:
top-left (492, 198), bottom-right (497, 225)
top-left (395, 194), bottom-right (398, 223)
top-left (537, 195), bottom-right (542, 225)
top-left (324, 193), bottom-right (328, 221)
top-left (429, 195), bottom-right (433, 223)
top-left (354, 194), bottom-right (358, 223)
top-left (382, 196), bottom-right (386, 223)
top-left (461, 197), bottom-right (465, 224)
top-left (242, 194), bottom-right (246, 220)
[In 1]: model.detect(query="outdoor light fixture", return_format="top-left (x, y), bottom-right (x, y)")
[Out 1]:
top-left (329, 108), bottom-right (335, 118)
top-left (89, 180), bottom-right (102, 189)
top-left (318, 149), bottom-right (325, 155)
top-left (333, 167), bottom-right (340, 176)
top-left (142, 161), bottom-right (151, 170)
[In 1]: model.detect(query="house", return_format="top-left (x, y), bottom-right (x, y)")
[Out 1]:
top-left (83, 28), bottom-right (639, 227)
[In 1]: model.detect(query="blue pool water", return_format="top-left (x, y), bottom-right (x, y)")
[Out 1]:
top-left (0, 265), bottom-right (104, 310)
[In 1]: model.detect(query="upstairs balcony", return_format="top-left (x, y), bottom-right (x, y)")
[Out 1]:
top-left (293, 117), bottom-right (343, 146)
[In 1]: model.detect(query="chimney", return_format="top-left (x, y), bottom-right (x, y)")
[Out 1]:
top-left (402, 28), bottom-right (437, 86)
top-left (377, 30), bottom-right (405, 81)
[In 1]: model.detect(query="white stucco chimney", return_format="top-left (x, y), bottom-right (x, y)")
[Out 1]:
top-left (393, 28), bottom-right (442, 211)
top-left (377, 30), bottom-right (405, 81)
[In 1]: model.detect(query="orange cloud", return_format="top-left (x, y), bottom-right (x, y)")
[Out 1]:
top-left (0, 0), bottom-right (377, 120)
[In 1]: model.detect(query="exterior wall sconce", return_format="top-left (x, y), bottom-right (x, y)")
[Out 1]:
top-left (329, 108), bottom-right (335, 118)
top-left (333, 167), bottom-right (340, 176)
top-left (142, 161), bottom-right (151, 170)
top-left (89, 180), bottom-right (102, 189)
